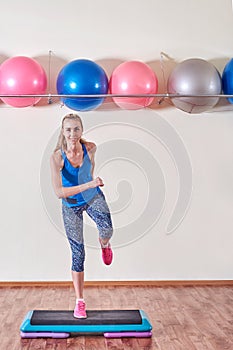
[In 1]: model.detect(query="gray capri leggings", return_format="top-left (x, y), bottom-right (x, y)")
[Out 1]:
top-left (62, 192), bottom-right (113, 272)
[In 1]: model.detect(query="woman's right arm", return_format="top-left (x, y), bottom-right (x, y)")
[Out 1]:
top-left (50, 152), bottom-right (103, 199)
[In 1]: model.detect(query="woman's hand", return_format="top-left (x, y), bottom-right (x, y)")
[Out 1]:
top-left (89, 177), bottom-right (104, 188)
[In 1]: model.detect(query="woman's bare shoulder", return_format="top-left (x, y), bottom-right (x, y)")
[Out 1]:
top-left (50, 150), bottom-right (63, 166)
top-left (85, 141), bottom-right (97, 153)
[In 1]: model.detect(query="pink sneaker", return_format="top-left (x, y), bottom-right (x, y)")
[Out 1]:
top-left (100, 240), bottom-right (113, 265)
top-left (73, 300), bottom-right (87, 319)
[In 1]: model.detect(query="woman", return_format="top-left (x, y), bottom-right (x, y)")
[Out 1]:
top-left (50, 113), bottom-right (113, 319)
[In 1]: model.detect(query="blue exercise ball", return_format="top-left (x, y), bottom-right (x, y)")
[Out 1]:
top-left (56, 59), bottom-right (109, 111)
top-left (222, 58), bottom-right (233, 104)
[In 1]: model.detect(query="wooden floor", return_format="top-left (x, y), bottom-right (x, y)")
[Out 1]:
top-left (0, 284), bottom-right (232, 350)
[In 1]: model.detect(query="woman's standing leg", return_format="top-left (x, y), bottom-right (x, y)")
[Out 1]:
top-left (62, 204), bottom-right (87, 318)
top-left (71, 271), bottom-right (84, 299)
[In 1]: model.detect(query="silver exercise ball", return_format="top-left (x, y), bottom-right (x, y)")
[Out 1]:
top-left (167, 58), bottom-right (222, 114)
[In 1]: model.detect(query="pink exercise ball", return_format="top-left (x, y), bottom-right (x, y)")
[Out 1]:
top-left (0, 56), bottom-right (47, 107)
top-left (109, 61), bottom-right (158, 110)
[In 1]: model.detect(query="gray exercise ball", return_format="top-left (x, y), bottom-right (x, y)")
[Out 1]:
top-left (167, 58), bottom-right (222, 114)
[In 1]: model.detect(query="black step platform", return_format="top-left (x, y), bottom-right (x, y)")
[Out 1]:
top-left (31, 309), bottom-right (142, 325)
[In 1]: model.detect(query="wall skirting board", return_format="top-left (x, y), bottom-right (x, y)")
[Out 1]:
top-left (0, 280), bottom-right (232, 288)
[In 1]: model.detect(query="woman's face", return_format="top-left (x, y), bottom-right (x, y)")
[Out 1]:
top-left (63, 119), bottom-right (83, 145)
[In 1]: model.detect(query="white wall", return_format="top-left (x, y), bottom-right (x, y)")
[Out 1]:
top-left (0, 0), bottom-right (233, 281)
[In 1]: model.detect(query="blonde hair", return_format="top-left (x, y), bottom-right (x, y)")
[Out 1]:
top-left (54, 113), bottom-right (86, 152)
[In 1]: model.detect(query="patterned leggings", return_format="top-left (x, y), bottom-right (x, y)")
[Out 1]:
top-left (62, 192), bottom-right (113, 272)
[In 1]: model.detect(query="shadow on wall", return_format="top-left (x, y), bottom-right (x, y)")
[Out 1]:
top-left (147, 52), bottom-right (177, 111)
top-left (95, 57), bottom-right (124, 111)
top-left (0, 54), bottom-right (9, 106)
top-left (0, 54), bottom-right (8, 64)
top-left (33, 53), bottom-right (68, 107)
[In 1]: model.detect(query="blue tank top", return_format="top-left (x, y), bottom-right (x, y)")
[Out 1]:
top-left (61, 143), bottom-right (101, 207)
